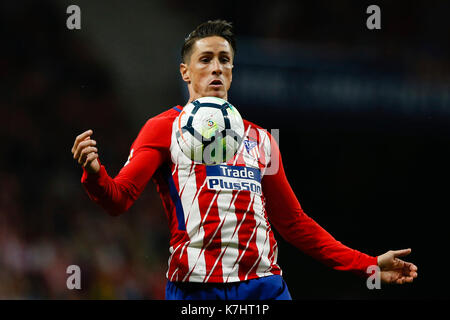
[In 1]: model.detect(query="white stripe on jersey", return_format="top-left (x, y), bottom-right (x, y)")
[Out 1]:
top-left (166, 243), bottom-right (182, 280)
top-left (229, 219), bottom-right (261, 279)
top-left (234, 125), bottom-right (253, 166)
top-left (253, 128), bottom-right (275, 277)
top-left (245, 226), bottom-right (270, 280)
top-left (184, 179), bottom-right (207, 228)
top-left (167, 118), bottom-right (281, 283)
top-left (183, 190), bottom-right (219, 282)
top-left (257, 129), bottom-right (271, 176)
top-left (248, 186), bottom-right (273, 279)
top-left (171, 163), bottom-right (178, 176)
top-left (179, 164), bottom-right (195, 197)
top-left (224, 192), bottom-right (256, 282)
top-left (202, 189), bottom-right (237, 282)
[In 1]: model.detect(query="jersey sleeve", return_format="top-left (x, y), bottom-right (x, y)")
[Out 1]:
top-left (262, 134), bottom-right (378, 277)
top-left (81, 115), bottom-right (172, 216)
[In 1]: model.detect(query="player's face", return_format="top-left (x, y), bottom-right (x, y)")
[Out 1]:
top-left (181, 36), bottom-right (233, 103)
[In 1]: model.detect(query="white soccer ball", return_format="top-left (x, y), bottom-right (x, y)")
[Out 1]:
top-left (176, 97), bottom-right (245, 165)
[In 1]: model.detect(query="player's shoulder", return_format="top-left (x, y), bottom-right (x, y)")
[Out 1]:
top-left (242, 118), bottom-right (272, 140)
top-left (145, 106), bottom-right (182, 124)
top-left (139, 106), bottom-right (181, 131)
top-left (243, 118), bottom-right (265, 131)
top-left (132, 106), bottom-right (181, 146)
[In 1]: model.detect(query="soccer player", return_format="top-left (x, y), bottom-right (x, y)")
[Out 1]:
top-left (71, 20), bottom-right (418, 300)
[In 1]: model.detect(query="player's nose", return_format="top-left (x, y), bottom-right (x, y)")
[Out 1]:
top-left (211, 58), bottom-right (222, 75)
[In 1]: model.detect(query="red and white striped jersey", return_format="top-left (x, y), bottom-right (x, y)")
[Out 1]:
top-left (81, 105), bottom-right (378, 284)
top-left (164, 107), bottom-right (280, 283)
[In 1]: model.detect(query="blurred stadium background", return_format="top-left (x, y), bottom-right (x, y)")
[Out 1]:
top-left (1, 0), bottom-right (449, 299)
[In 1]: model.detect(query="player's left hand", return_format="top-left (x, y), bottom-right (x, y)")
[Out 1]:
top-left (377, 248), bottom-right (418, 284)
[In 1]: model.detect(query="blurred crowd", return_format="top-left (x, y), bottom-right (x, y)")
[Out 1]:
top-left (0, 1), bottom-right (169, 299)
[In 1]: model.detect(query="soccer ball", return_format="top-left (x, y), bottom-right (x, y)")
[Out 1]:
top-left (176, 97), bottom-right (245, 165)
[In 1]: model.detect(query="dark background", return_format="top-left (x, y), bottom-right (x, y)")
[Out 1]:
top-left (1, 0), bottom-right (449, 299)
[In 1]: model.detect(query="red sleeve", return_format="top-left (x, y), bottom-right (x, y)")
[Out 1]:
top-left (262, 134), bottom-right (378, 277)
top-left (81, 115), bottom-right (172, 216)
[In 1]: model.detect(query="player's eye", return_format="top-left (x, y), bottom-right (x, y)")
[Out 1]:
top-left (220, 57), bottom-right (230, 63)
top-left (200, 57), bottom-right (211, 63)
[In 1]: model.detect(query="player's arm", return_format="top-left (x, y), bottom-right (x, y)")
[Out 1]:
top-left (71, 118), bottom-right (170, 216)
top-left (262, 134), bottom-right (377, 277)
top-left (262, 135), bottom-right (418, 283)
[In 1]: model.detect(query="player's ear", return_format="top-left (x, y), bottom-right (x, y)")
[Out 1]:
top-left (180, 63), bottom-right (191, 84)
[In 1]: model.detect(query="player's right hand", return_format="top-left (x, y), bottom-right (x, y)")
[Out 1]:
top-left (71, 129), bottom-right (100, 174)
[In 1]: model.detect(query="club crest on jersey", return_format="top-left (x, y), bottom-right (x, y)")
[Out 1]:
top-left (206, 165), bottom-right (262, 195)
top-left (244, 139), bottom-right (260, 160)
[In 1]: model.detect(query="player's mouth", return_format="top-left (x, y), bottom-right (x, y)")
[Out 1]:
top-left (209, 79), bottom-right (223, 88)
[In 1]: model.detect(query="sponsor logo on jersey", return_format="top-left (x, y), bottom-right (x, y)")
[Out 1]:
top-left (206, 165), bottom-right (262, 195)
